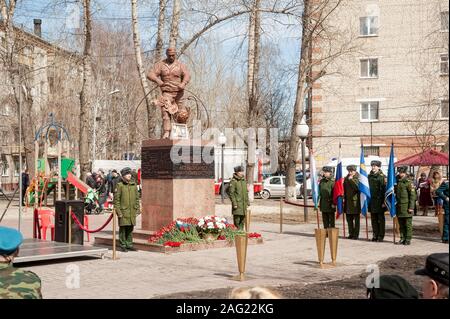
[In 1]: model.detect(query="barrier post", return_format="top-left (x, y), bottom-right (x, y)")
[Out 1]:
top-left (113, 208), bottom-right (117, 260)
top-left (68, 206), bottom-right (72, 244)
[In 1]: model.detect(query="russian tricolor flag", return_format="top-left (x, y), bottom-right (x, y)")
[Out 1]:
top-left (333, 157), bottom-right (344, 218)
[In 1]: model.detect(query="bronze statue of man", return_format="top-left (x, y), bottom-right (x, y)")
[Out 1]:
top-left (147, 48), bottom-right (191, 139)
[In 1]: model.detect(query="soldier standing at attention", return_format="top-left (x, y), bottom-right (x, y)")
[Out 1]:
top-left (229, 166), bottom-right (249, 230)
top-left (319, 166), bottom-right (336, 229)
top-left (0, 226), bottom-right (42, 299)
top-left (395, 166), bottom-right (416, 245)
top-left (344, 165), bottom-right (361, 239)
top-left (368, 160), bottom-right (386, 242)
top-left (114, 167), bottom-right (140, 252)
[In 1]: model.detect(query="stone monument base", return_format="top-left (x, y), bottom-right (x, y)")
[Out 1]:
top-left (140, 139), bottom-right (215, 232)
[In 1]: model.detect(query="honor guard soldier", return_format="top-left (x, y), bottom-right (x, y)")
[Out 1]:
top-left (319, 166), bottom-right (336, 229)
top-left (395, 166), bottom-right (416, 245)
top-left (368, 160), bottom-right (387, 242)
top-left (228, 166), bottom-right (250, 230)
top-left (0, 226), bottom-right (42, 299)
top-left (114, 167), bottom-right (140, 252)
top-left (344, 165), bottom-right (361, 239)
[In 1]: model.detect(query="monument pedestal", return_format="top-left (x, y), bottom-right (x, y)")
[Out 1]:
top-left (140, 139), bottom-right (215, 231)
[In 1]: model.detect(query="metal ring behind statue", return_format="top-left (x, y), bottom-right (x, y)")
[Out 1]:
top-left (132, 87), bottom-right (210, 138)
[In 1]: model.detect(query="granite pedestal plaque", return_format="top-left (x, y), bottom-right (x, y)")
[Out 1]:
top-left (141, 139), bottom-right (216, 231)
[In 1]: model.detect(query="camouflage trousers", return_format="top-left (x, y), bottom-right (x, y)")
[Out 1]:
top-left (233, 215), bottom-right (245, 230)
top-left (119, 225), bottom-right (134, 248)
top-left (398, 217), bottom-right (412, 241)
top-left (370, 212), bottom-right (386, 240)
top-left (322, 211), bottom-right (335, 229)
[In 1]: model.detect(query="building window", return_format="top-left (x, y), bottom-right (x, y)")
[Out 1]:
top-left (440, 54), bottom-right (449, 75)
top-left (441, 11), bottom-right (449, 32)
top-left (360, 16), bottom-right (378, 36)
top-left (360, 58), bottom-right (378, 78)
top-left (1, 154), bottom-right (9, 176)
top-left (13, 156), bottom-right (20, 177)
top-left (360, 102), bottom-right (379, 122)
top-left (0, 105), bottom-right (11, 116)
top-left (441, 100), bottom-right (449, 119)
top-left (1, 131), bottom-right (8, 146)
top-left (363, 146), bottom-right (380, 156)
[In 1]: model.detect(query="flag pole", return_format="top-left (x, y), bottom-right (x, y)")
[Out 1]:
top-left (343, 211), bottom-right (346, 238)
top-left (365, 214), bottom-right (369, 240)
top-left (316, 208), bottom-right (320, 229)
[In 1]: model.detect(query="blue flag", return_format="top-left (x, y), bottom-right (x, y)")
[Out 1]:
top-left (358, 145), bottom-right (371, 216)
top-left (310, 151), bottom-right (319, 209)
top-left (385, 144), bottom-right (397, 218)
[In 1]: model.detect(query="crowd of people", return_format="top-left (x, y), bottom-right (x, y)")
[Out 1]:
top-left (84, 168), bottom-right (141, 213)
top-left (316, 162), bottom-right (449, 245)
top-left (1, 225), bottom-right (447, 299)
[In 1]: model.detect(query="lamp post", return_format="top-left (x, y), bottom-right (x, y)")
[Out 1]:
top-left (218, 133), bottom-right (227, 203)
top-left (296, 116), bottom-right (310, 223)
top-left (92, 89), bottom-right (120, 164)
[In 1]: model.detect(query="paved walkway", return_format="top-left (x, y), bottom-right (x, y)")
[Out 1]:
top-left (1, 200), bottom-right (446, 299)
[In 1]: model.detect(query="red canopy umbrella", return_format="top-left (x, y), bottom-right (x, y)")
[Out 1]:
top-left (395, 148), bottom-right (449, 166)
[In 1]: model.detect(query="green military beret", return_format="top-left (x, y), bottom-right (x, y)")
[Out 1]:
top-left (368, 275), bottom-right (419, 299)
top-left (322, 166), bottom-right (333, 173)
top-left (346, 165), bottom-right (357, 172)
top-left (0, 226), bottom-right (23, 255)
top-left (397, 166), bottom-right (408, 174)
top-left (415, 253), bottom-right (449, 286)
top-left (370, 160), bottom-right (382, 167)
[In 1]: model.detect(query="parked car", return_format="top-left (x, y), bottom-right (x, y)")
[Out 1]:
top-left (260, 176), bottom-right (301, 200)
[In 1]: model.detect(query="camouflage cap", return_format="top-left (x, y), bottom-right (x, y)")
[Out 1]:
top-left (120, 167), bottom-right (132, 176)
top-left (322, 166), bottom-right (333, 173)
top-left (368, 275), bottom-right (419, 299)
top-left (370, 160), bottom-right (382, 167)
top-left (346, 165), bottom-right (357, 172)
top-left (0, 226), bottom-right (23, 255)
top-left (234, 165), bottom-right (244, 173)
top-left (415, 253), bottom-right (449, 286)
top-left (397, 166), bottom-right (408, 174)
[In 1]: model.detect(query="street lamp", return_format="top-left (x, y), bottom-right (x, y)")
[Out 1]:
top-left (218, 132), bottom-right (227, 203)
top-left (92, 89), bottom-right (120, 164)
top-left (296, 116), bottom-right (310, 223)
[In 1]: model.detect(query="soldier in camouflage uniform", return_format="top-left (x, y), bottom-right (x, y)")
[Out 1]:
top-left (395, 166), bottom-right (416, 245)
top-left (344, 165), bottom-right (361, 239)
top-left (368, 160), bottom-right (386, 242)
top-left (0, 226), bottom-right (42, 299)
top-left (229, 165), bottom-right (250, 230)
top-left (319, 166), bottom-right (336, 229)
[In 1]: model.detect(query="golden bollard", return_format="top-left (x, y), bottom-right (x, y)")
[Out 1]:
top-left (438, 213), bottom-right (444, 237)
top-left (232, 233), bottom-right (248, 281)
top-left (245, 209), bottom-right (251, 233)
top-left (314, 228), bottom-right (327, 268)
top-left (327, 228), bottom-right (339, 266)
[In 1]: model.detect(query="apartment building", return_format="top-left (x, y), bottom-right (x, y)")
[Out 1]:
top-left (0, 19), bottom-right (80, 190)
top-left (311, 0), bottom-right (449, 167)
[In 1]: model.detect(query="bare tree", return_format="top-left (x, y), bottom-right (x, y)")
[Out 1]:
top-left (169, 0), bottom-right (181, 48)
top-left (155, 0), bottom-right (167, 62)
top-left (131, 0), bottom-right (157, 138)
top-left (79, 0), bottom-right (93, 180)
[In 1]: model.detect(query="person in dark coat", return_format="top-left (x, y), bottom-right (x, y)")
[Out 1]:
top-left (417, 172), bottom-right (433, 216)
top-left (344, 165), bottom-right (361, 239)
top-left (368, 160), bottom-right (386, 242)
top-left (21, 169), bottom-right (30, 206)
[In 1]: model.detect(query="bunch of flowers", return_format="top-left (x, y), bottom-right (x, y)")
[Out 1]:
top-left (149, 217), bottom-right (199, 243)
top-left (197, 216), bottom-right (228, 235)
top-left (248, 232), bottom-right (262, 238)
top-left (163, 241), bottom-right (182, 247)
